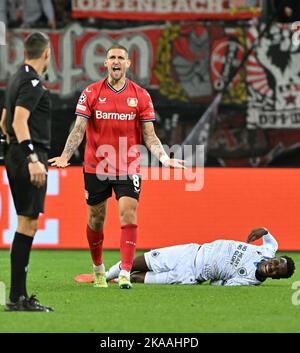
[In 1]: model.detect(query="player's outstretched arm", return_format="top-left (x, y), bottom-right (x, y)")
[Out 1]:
top-left (49, 115), bottom-right (87, 168)
top-left (247, 227), bottom-right (278, 257)
top-left (262, 232), bottom-right (278, 254)
top-left (142, 121), bottom-right (185, 168)
top-left (246, 227), bottom-right (269, 243)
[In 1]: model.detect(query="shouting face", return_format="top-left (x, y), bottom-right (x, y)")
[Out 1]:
top-left (104, 48), bottom-right (131, 83)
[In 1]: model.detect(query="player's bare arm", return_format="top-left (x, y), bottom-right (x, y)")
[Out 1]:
top-left (0, 108), bottom-right (10, 143)
top-left (142, 121), bottom-right (185, 168)
top-left (13, 106), bottom-right (47, 188)
top-left (246, 227), bottom-right (269, 243)
top-left (49, 115), bottom-right (87, 168)
top-left (61, 116), bottom-right (87, 160)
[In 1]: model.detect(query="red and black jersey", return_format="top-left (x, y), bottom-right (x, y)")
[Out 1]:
top-left (75, 78), bottom-right (156, 176)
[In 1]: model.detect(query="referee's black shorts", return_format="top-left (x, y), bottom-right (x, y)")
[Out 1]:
top-left (5, 144), bottom-right (48, 218)
top-left (84, 172), bottom-right (142, 205)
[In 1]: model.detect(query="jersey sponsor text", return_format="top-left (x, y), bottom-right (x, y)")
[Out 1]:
top-left (95, 110), bottom-right (136, 121)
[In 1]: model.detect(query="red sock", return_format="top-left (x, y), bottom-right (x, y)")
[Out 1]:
top-left (120, 224), bottom-right (137, 272)
top-left (86, 225), bottom-right (104, 266)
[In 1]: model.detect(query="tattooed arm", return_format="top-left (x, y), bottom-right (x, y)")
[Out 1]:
top-left (48, 116), bottom-right (87, 168)
top-left (142, 122), bottom-right (185, 168)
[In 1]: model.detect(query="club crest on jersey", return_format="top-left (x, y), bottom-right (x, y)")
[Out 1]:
top-left (237, 267), bottom-right (247, 277)
top-left (79, 93), bottom-right (87, 104)
top-left (31, 79), bottom-right (39, 87)
top-left (127, 98), bottom-right (138, 107)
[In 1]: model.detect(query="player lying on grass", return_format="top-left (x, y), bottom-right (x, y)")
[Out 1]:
top-left (106, 228), bottom-right (295, 286)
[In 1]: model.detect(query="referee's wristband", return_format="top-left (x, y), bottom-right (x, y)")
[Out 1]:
top-left (19, 139), bottom-right (35, 158)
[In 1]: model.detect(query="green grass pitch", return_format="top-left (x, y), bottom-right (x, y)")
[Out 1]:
top-left (0, 250), bottom-right (299, 333)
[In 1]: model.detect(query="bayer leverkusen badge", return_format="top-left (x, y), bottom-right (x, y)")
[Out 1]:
top-left (127, 98), bottom-right (138, 107)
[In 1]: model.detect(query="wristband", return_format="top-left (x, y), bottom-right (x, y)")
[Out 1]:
top-left (160, 155), bottom-right (169, 164)
top-left (27, 153), bottom-right (39, 163)
top-left (19, 139), bottom-right (35, 158)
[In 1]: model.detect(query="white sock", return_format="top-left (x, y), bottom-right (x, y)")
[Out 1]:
top-left (119, 269), bottom-right (130, 280)
top-left (106, 261), bottom-right (121, 281)
top-left (93, 263), bottom-right (105, 274)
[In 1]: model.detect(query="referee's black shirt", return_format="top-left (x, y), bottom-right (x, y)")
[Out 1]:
top-left (5, 64), bottom-right (51, 150)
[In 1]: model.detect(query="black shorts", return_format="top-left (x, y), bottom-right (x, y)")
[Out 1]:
top-left (84, 172), bottom-right (142, 205)
top-left (4, 144), bottom-right (48, 218)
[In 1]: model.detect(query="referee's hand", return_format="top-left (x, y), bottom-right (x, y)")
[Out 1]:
top-left (28, 162), bottom-right (47, 188)
top-left (48, 156), bottom-right (70, 168)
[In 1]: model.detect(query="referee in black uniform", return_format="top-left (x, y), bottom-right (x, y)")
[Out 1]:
top-left (0, 32), bottom-right (53, 312)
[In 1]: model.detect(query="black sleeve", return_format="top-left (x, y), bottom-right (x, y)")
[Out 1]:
top-left (0, 93), bottom-right (5, 110)
top-left (15, 79), bottom-right (44, 113)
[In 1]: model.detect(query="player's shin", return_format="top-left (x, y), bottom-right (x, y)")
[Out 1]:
top-left (120, 224), bottom-right (137, 277)
top-left (9, 232), bottom-right (33, 302)
top-left (86, 225), bottom-right (104, 266)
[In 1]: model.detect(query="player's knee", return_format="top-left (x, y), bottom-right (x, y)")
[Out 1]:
top-left (88, 203), bottom-right (106, 231)
top-left (28, 219), bottom-right (39, 235)
top-left (18, 217), bottom-right (38, 236)
top-left (88, 214), bottom-right (104, 231)
top-left (131, 272), bottom-right (145, 283)
top-left (132, 255), bottom-right (149, 272)
top-left (120, 209), bottom-right (136, 224)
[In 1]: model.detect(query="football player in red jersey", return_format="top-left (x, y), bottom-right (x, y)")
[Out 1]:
top-left (49, 45), bottom-right (185, 289)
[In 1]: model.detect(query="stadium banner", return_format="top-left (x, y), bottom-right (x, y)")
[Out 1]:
top-left (1, 22), bottom-right (242, 101)
top-left (71, 0), bottom-right (262, 21)
top-left (0, 22), bottom-right (298, 108)
top-left (1, 22), bottom-right (300, 167)
top-left (0, 166), bottom-right (299, 251)
top-left (246, 23), bottom-right (300, 129)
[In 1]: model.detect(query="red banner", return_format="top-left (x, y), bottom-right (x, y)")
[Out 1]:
top-left (0, 25), bottom-right (163, 98)
top-left (72, 0), bottom-right (262, 20)
top-left (0, 23), bottom-right (258, 102)
top-left (0, 166), bottom-right (299, 251)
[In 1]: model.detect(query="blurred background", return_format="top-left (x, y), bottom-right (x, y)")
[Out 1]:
top-left (1, 0), bottom-right (300, 168)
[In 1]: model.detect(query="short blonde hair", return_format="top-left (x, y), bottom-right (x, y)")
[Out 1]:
top-left (106, 45), bottom-right (129, 57)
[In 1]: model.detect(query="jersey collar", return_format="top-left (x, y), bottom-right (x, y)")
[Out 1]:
top-left (23, 64), bottom-right (38, 76)
top-left (106, 78), bottom-right (128, 94)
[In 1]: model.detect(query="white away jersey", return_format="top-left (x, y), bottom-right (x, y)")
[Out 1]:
top-left (195, 233), bottom-right (278, 286)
